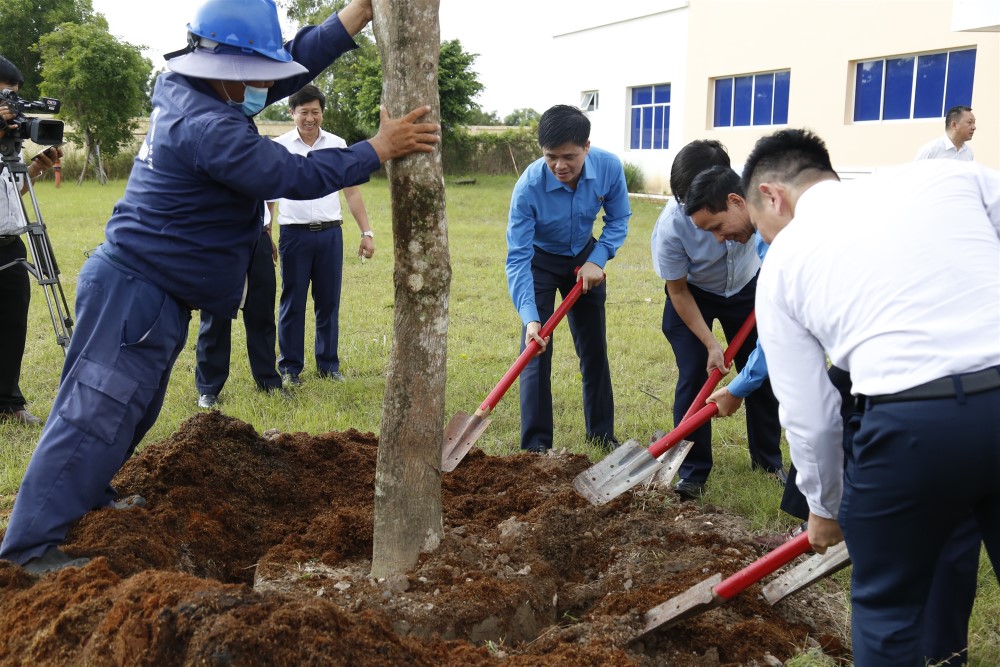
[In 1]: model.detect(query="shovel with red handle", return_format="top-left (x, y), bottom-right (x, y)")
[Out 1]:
top-left (441, 277), bottom-right (589, 472)
top-left (573, 311), bottom-right (758, 505)
top-left (633, 531), bottom-right (814, 640)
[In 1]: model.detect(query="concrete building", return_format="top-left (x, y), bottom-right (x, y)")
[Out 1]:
top-left (554, 0), bottom-right (999, 193)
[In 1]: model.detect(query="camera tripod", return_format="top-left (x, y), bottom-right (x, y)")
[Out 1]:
top-left (1, 150), bottom-right (73, 352)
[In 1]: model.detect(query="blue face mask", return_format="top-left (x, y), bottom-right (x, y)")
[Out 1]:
top-left (240, 85), bottom-right (268, 117)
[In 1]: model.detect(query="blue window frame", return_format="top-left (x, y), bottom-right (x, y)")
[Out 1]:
top-left (629, 84), bottom-right (670, 150)
top-left (713, 70), bottom-right (790, 128)
top-left (853, 48), bottom-right (976, 122)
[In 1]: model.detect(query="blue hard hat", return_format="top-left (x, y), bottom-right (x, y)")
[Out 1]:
top-left (165, 0), bottom-right (307, 81)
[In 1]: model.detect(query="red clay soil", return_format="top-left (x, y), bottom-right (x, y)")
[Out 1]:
top-left (0, 412), bottom-right (850, 666)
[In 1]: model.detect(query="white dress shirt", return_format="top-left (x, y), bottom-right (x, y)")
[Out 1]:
top-left (913, 133), bottom-right (974, 162)
top-left (756, 160), bottom-right (1000, 518)
top-left (270, 129), bottom-right (347, 225)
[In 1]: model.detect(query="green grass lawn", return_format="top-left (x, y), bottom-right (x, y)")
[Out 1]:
top-left (2, 176), bottom-right (997, 665)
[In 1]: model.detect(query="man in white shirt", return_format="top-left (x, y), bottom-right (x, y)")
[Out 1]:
top-left (742, 128), bottom-right (1000, 665)
top-left (914, 105), bottom-right (976, 161)
top-left (268, 84), bottom-right (374, 386)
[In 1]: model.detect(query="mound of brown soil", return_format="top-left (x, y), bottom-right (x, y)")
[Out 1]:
top-left (0, 412), bottom-right (849, 666)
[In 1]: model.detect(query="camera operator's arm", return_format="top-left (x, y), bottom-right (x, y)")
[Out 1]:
top-left (21, 147), bottom-right (63, 195)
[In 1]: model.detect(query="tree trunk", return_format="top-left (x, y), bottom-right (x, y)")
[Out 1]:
top-left (369, 0), bottom-right (449, 580)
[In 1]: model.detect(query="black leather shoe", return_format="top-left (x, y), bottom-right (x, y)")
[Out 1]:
top-left (674, 479), bottom-right (706, 501)
top-left (318, 370), bottom-right (346, 382)
top-left (770, 468), bottom-right (788, 486)
top-left (524, 445), bottom-right (548, 454)
top-left (1, 409), bottom-right (43, 426)
top-left (23, 547), bottom-right (90, 575)
top-left (589, 435), bottom-right (621, 453)
top-left (197, 394), bottom-right (218, 409)
top-left (283, 373), bottom-right (303, 387)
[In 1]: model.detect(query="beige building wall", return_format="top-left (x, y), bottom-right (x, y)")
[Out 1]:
top-left (684, 0), bottom-right (999, 171)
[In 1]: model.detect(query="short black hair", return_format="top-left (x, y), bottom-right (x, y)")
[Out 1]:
top-left (0, 56), bottom-right (24, 89)
top-left (537, 104), bottom-right (590, 150)
top-left (669, 140), bottom-right (730, 203)
top-left (945, 105), bottom-right (972, 128)
top-left (684, 166), bottom-right (743, 217)
top-left (289, 84), bottom-right (325, 111)
top-left (741, 129), bottom-right (837, 207)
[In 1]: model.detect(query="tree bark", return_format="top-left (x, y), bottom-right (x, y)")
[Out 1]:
top-left (370, 0), bottom-right (449, 580)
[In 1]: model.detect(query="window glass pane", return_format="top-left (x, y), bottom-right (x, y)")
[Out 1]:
top-left (753, 73), bottom-right (774, 125)
top-left (641, 107), bottom-right (653, 149)
top-left (654, 84), bottom-right (671, 104)
top-left (632, 86), bottom-right (652, 106)
top-left (662, 104), bottom-right (670, 149)
top-left (913, 53), bottom-right (946, 118)
top-left (773, 70), bottom-right (790, 124)
top-left (883, 56), bottom-right (914, 120)
top-left (944, 48), bottom-right (977, 110)
top-left (854, 60), bottom-right (883, 121)
top-left (714, 78), bottom-right (733, 127)
top-left (653, 106), bottom-right (665, 149)
top-left (630, 108), bottom-right (642, 149)
top-left (733, 75), bottom-right (753, 126)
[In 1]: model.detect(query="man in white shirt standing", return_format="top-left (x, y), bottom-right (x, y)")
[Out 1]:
top-left (743, 128), bottom-right (999, 665)
top-left (269, 84), bottom-right (374, 386)
top-left (914, 105), bottom-right (976, 161)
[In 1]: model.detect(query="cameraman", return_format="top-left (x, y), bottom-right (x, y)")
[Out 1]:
top-left (0, 55), bottom-right (62, 426)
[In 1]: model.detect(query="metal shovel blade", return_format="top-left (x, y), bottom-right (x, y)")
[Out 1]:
top-left (650, 439), bottom-right (695, 488)
top-left (763, 541), bottom-right (851, 606)
top-left (441, 411), bottom-right (491, 472)
top-left (633, 573), bottom-right (723, 641)
top-left (573, 439), bottom-right (664, 505)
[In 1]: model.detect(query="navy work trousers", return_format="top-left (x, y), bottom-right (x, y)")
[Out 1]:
top-left (196, 230), bottom-right (281, 394)
top-left (662, 276), bottom-right (782, 482)
top-left (277, 224), bottom-right (344, 377)
top-left (518, 242), bottom-right (614, 451)
top-left (841, 382), bottom-right (999, 665)
top-left (0, 236), bottom-right (30, 412)
top-left (0, 250), bottom-right (191, 564)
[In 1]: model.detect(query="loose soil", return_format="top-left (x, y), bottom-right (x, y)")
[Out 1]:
top-left (0, 412), bottom-right (850, 666)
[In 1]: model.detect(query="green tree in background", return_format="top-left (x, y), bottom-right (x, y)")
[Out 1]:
top-left (0, 0), bottom-right (99, 97)
top-left (503, 107), bottom-right (541, 127)
top-left (464, 107), bottom-right (502, 126)
top-left (38, 23), bottom-right (151, 184)
top-left (278, 0), bottom-right (484, 141)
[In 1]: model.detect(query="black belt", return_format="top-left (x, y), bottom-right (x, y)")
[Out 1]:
top-left (305, 220), bottom-right (342, 232)
top-left (867, 365), bottom-right (1000, 405)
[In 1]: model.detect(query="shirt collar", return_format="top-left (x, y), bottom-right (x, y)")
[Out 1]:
top-left (543, 150), bottom-right (596, 192)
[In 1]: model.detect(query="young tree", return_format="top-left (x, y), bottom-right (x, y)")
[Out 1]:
top-left (369, 0), bottom-right (449, 579)
top-left (38, 22), bottom-right (151, 184)
top-left (503, 107), bottom-right (541, 127)
top-left (0, 0), bottom-right (99, 97)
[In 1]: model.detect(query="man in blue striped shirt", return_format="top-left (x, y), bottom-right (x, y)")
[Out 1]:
top-left (505, 105), bottom-right (631, 453)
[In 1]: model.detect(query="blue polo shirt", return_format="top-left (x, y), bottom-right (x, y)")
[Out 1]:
top-left (650, 198), bottom-right (759, 297)
top-left (506, 146), bottom-right (631, 324)
top-left (103, 15), bottom-right (380, 316)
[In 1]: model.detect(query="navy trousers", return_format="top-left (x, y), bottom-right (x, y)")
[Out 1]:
top-left (841, 382), bottom-right (1000, 665)
top-left (0, 250), bottom-right (191, 564)
top-left (519, 242), bottom-right (614, 451)
top-left (0, 236), bottom-right (30, 412)
top-left (196, 231), bottom-right (281, 394)
top-left (783, 367), bottom-right (981, 666)
top-left (277, 224), bottom-right (343, 377)
top-left (663, 276), bottom-right (782, 482)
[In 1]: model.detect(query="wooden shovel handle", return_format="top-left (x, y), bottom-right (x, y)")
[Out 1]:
top-left (680, 311), bottom-right (757, 423)
top-left (714, 532), bottom-right (813, 600)
top-left (478, 276), bottom-right (591, 413)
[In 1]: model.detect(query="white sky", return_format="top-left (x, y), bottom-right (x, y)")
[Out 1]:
top-left (88, 0), bottom-right (591, 116)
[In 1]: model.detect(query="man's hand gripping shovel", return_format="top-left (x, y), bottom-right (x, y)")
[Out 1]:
top-left (573, 312), bottom-right (758, 505)
top-left (441, 275), bottom-right (592, 472)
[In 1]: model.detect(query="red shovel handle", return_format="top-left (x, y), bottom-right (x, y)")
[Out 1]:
top-left (648, 402), bottom-right (719, 458)
top-left (477, 277), bottom-right (589, 413)
top-left (680, 311), bottom-right (757, 423)
top-left (714, 532), bottom-right (813, 600)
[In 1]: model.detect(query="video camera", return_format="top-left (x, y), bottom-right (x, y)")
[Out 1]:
top-left (0, 88), bottom-right (63, 149)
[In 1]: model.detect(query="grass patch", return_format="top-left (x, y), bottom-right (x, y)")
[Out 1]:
top-left (4, 176), bottom-right (998, 664)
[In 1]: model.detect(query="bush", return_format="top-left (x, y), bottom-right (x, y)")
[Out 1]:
top-left (622, 161), bottom-right (645, 194)
top-left (442, 127), bottom-right (539, 177)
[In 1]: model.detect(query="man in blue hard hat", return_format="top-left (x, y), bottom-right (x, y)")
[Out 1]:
top-left (0, 0), bottom-right (440, 574)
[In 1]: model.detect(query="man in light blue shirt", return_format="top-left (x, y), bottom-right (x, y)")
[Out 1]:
top-left (650, 140), bottom-right (782, 501)
top-left (506, 105), bottom-right (630, 453)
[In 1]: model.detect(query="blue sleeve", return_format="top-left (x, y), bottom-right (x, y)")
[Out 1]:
top-left (650, 202), bottom-right (691, 281)
top-left (727, 341), bottom-right (769, 397)
top-left (268, 14), bottom-right (358, 104)
top-left (506, 176), bottom-right (539, 325)
top-left (587, 160), bottom-right (631, 267)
